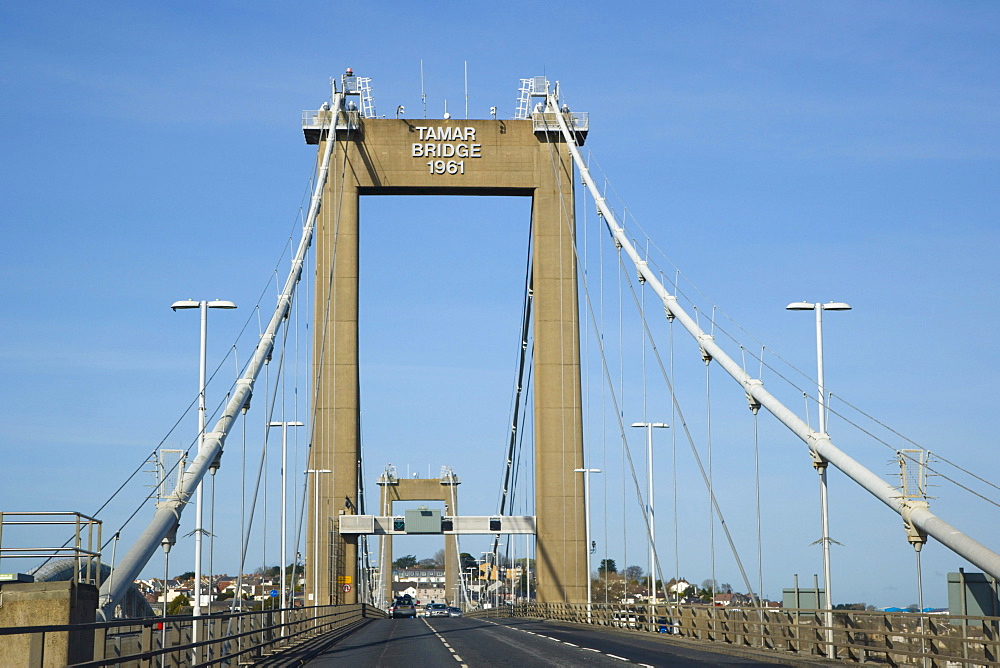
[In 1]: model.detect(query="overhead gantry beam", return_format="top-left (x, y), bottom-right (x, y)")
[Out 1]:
top-left (341, 515), bottom-right (537, 535)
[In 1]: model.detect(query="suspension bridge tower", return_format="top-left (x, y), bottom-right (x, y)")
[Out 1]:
top-left (304, 72), bottom-right (590, 605)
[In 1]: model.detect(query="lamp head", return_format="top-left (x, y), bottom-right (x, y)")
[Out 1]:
top-left (785, 301), bottom-right (815, 311)
top-left (207, 300), bottom-right (237, 309)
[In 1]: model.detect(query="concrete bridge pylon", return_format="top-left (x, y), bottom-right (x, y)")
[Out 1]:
top-left (377, 467), bottom-right (461, 606)
top-left (307, 75), bottom-right (587, 605)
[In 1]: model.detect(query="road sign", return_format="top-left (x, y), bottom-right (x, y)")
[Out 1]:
top-left (342, 584), bottom-right (352, 593)
top-left (269, 589), bottom-right (278, 598)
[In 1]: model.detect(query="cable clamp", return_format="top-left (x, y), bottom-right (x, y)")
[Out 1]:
top-left (697, 334), bottom-right (714, 363)
top-left (809, 448), bottom-right (827, 470)
top-left (744, 379), bottom-right (763, 414)
top-left (901, 500), bottom-right (929, 548)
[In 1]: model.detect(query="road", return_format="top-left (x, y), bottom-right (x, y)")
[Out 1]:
top-left (303, 616), bottom-right (815, 667)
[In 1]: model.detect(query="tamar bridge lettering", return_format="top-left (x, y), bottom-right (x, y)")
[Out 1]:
top-left (411, 126), bottom-right (482, 175)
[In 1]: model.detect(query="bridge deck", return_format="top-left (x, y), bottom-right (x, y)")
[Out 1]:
top-left (294, 616), bottom-right (836, 667)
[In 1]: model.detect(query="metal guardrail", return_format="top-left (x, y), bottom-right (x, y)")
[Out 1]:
top-left (0, 602), bottom-right (386, 667)
top-left (531, 111), bottom-right (588, 133)
top-left (302, 109), bottom-right (361, 143)
top-left (471, 601), bottom-right (1000, 666)
top-left (0, 511), bottom-right (102, 585)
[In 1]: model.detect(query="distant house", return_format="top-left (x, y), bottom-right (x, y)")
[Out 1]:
top-left (714, 593), bottom-right (735, 607)
top-left (393, 584), bottom-right (418, 599)
top-left (667, 580), bottom-right (691, 595)
top-left (713, 592), bottom-right (755, 607)
top-left (392, 568), bottom-right (449, 605)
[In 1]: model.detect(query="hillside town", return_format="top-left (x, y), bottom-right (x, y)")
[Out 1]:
top-left (133, 551), bottom-right (924, 616)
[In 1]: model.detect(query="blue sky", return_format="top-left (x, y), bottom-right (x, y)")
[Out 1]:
top-left (1, 2), bottom-right (997, 609)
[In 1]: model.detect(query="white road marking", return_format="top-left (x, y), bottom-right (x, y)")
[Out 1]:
top-left (477, 618), bottom-right (647, 666)
top-left (420, 618), bottom-right (468, 666)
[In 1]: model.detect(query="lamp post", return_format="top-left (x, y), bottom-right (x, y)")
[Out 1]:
top-left (575, 467), bottom-right (601, 620)
top-left (269, 421), bottom-right (304, 617)
top-left (630, 422), bottom-right (668, 613)
top-left (479, 552), bottom-right (489, 607)
top-left (170, 299), bottom-right (236, 630)
top-left (467, 565), bottom-right (477, 606)
top-left (481, 547), bottom-right (502, 608)
top-left (786, 300), bottom-right (851, 652)
top-left (305, 468), bottom-right (331, 606)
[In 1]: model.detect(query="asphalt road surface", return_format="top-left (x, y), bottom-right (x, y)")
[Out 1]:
top-left (304, 616), bottom-right (811, 667)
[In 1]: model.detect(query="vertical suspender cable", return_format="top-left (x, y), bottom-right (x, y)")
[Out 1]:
top-left (617, 248), bottom-right (628, 582)
top-left (706, 361), bottom-right (715, 602)
top-left (669, 291), bottom-right (679, 601)
top-left (753, 409), bottom-right (763, 607)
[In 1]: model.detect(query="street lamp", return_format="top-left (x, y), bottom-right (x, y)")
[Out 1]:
top-left (786, 300), bottom-right (851, 651)
top-left (495, 544), bottom-right (506, 608)
top-left (630, 422), bottom-right (668, 613)
top-left (574, 468), bottom-right (601, 617)
top-left (269, 421), bottom-right (304, 617)
top-left (305, 468), bottom-right (331, 606)
top-left (170, 298), bottom-right (236, 629)
top-left (785, 302), bottom-right (851, 435)
top-left (478, 552), bottom-right (490, 607)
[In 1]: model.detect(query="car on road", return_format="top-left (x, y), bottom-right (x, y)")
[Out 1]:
top-left (448, 607), bottom-right (462, 617)
top-left (390, 596), bottom-right (416, 618)
top-left (426, 602), bottom-right (450, 617)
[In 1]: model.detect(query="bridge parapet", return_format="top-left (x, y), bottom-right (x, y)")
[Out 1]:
top-left (0, 603), bottom-right (384, 667)
top-left (472, 601), bottom-right (1000, 665)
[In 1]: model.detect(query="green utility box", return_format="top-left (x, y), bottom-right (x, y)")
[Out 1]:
top-left (782, 586), bottom-right (826, 613)
top-left (404, 507), bottom-right (441, 534)
top-left (948, 570), bottom-right (999, 620)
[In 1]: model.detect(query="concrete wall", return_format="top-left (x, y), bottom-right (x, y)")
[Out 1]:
top-left (0, 581), bottom-right (97, 667)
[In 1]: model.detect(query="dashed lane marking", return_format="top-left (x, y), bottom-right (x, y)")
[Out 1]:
top-left (422, 618), bottom-right (467, 667)
top-left (479, 617), bottom-right (647, 665)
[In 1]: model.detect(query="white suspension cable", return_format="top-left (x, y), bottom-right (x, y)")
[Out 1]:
top-left (547, 89), bottom-right (1000, 582)
top-left (97, 92), bottom-right (342, 619)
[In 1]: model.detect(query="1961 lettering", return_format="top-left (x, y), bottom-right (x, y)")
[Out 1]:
top-left (412, 126), bottom-right (482, 174)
